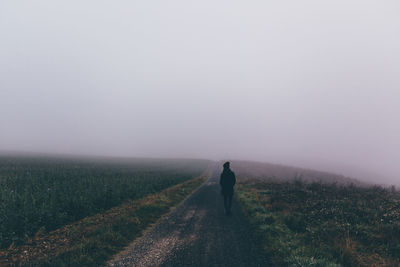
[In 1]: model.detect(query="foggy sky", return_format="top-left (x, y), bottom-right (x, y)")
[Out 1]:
top-left (1, 1), bottom-right (399, 184)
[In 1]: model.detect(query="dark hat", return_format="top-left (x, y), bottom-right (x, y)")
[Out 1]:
top-left (223, 161), bottom-right (230, 168)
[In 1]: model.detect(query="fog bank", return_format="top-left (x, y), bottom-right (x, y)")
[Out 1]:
top-left (1, 1), bottom-right (399, 184)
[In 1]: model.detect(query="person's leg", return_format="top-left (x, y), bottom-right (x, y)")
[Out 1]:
top-left (227, 195), bottom-right (233, 214)
top-left (224, 195), bottom-right (228, 213)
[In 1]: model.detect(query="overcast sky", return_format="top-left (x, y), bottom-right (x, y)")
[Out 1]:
top-left (1, 1), bottom-right (399, 184)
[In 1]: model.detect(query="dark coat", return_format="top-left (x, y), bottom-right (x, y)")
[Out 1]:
top-left (220, 169), bottom-right (236, 196)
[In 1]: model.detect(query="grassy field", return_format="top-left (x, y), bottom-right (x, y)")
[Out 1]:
top-left (232, 160), bottom-right (363, 185)
top-left (237, 179), bottom-right (400, 266)
top-left (0, 155), bottom-right (210, 250)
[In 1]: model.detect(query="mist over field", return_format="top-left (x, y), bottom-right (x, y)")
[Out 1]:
top-left (1, 1), bottom-right (399, 184)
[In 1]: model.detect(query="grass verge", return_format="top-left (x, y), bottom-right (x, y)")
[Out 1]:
top-left (236, 180), bottom-right (400, 267)
top-left (0, 173), bottom-right (208, 267)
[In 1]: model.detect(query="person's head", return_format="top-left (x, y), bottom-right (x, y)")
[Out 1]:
top-left (223, 161), bottom-right (230, 170)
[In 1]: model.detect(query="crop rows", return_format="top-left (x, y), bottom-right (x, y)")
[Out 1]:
top-left (0, 155), bottom-right (209, 249)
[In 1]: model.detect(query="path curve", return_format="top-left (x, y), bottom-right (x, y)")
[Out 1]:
top-left (108, 164), bottom-right (269, 267)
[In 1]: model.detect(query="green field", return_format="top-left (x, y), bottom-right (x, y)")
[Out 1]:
top-left (0, 154), bottom-right (210, 249)
top-left (237, 179), bottom-right (400, 266)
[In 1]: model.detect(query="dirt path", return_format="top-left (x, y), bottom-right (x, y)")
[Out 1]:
top-left (108, 164), bottom-right (269, 267)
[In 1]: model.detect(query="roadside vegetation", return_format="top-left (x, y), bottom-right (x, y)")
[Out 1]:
top-left (237, 179), bottom-right (400, 266)
top-left (0, 155), bottom-right (209, 261)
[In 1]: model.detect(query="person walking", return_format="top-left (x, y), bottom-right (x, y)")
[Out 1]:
top-left (220, 161), bottom-right (236, 215)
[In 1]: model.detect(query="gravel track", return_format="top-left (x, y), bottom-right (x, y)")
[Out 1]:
top-left (108, 164), bottom-right (269, 267)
